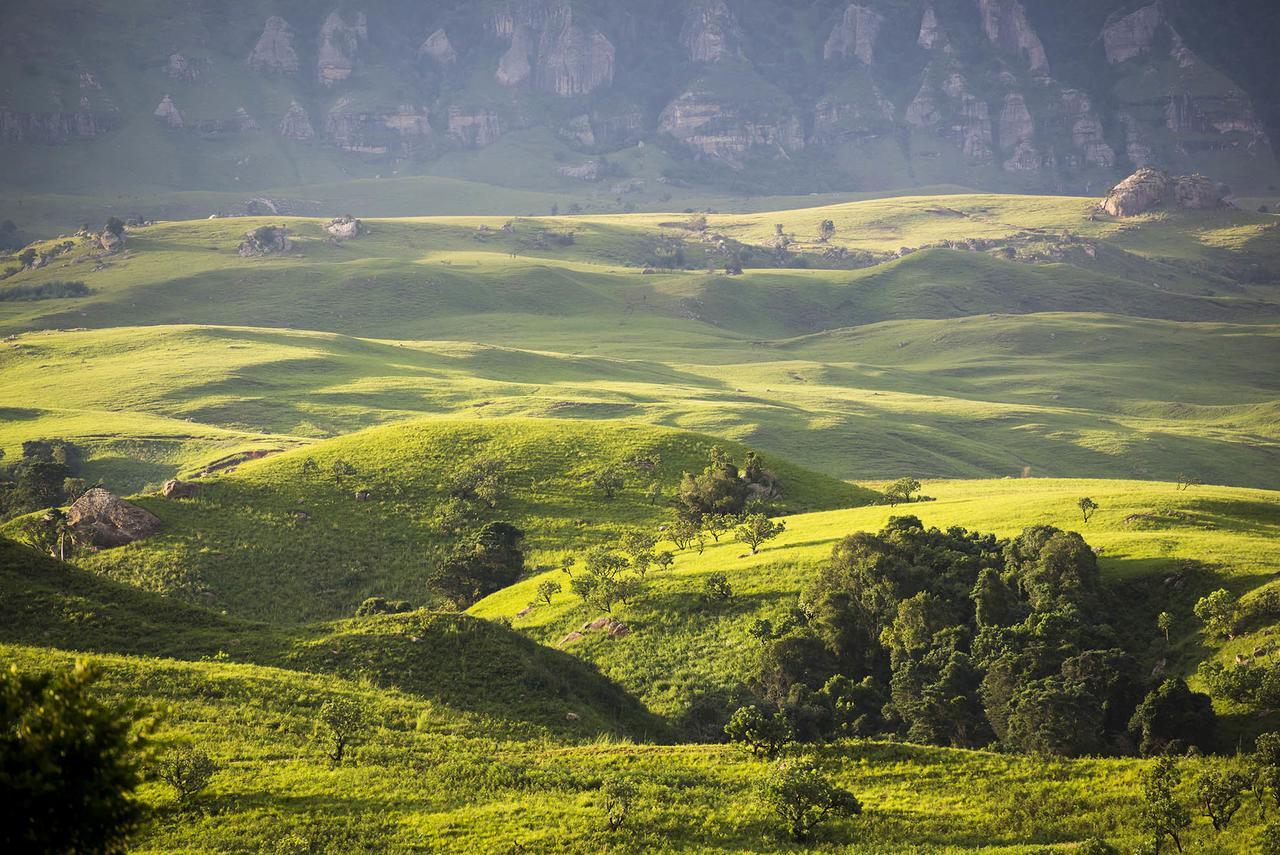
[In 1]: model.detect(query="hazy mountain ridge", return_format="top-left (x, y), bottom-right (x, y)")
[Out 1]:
top-left (1, 0), bottom-right (1277, 199)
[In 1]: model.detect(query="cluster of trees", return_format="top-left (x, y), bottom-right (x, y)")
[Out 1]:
top-left (735, 516), bottom-right (1216, 758)
top-left (430, 522), bottom-right (526, 609)
top-left (552, 529), bottom-right (675, 614)
top-left (1, 439), bottom-right (86, 524)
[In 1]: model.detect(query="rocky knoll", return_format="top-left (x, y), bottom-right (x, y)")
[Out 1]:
top-left (1101, 168), bottom-right (1226, 217)
top-left (67, 488), bottom-right (161, 548)
top-left (238, 225), bottom-right (292, 256)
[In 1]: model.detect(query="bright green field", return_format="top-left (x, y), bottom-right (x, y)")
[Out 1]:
top-left (2, 194), bottom-right (1278, 492)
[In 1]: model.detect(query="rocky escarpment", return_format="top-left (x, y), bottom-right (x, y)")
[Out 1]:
top-left (317, 11), bottom-right (367, 86)
top-left (659, 77), bottom-right (805, 165)
top-left (681, 0), bottom-right (744, 64)
top-left (447, 107), bottom-right (503, 148)
top-left (907, 71), bottom-right (994, 164)
top-left (491, 1), bottom-right (614, 96)
top-left (824, 5), bottom-right (883, 65)
top-left (977, 0), bottom-right (1048, 73)
top-left (0, 109), bottom-right (118, 144)
top-left (279, 101), bottom-right (316, 141)
top-left (1100, 167), bottom-right (1226, 216)
top-left (1103, 2), bottom-right (1272, 170)
top-left (324, 99), bottom-right (431, 155)
top-left (420, 29), bottom-right (457, 65)
top-left (247, 16), bottom-right (299, 74)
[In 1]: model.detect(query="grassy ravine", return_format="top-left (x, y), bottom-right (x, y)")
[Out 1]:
top-left (2, 419), bottom-right (870, 623)
top-left (1, 194), bottom-right (1278, 490)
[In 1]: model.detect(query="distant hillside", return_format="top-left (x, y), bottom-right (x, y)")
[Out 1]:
top-left (0, 0), bottom-right (1278, 233)
top-left (9, 419), bottom-right (869, 622)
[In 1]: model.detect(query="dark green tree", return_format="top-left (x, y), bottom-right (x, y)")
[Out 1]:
top-left (763, 760), bottom-right (862, 842)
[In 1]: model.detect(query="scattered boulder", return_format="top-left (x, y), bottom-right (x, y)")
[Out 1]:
top-left (98, 229), bottom-right (124, 254)
top-left (516, 605), bottom-right (534, 618)
top-left (161, 479), bottom-right (200, 499)
top-left (581, 616), bottom-right (631, 638)
top-left (325, 215), bottom-right (363, 240)
top-left (66, 488), bottom-right (162, 548)
top-left (238, 225), bottom-right (291, 257)
top-left (1101, 168), bottom-right (1227, 217)
top-left (558, 631), bottom-right (585, 647)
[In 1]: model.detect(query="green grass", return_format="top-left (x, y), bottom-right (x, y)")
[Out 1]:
top-left (1, 193), bottom-right (1277, 491)
top-left (3, 418), bottom-right (869, 623)
top-left (472, 477), bottom-right (1280, 729)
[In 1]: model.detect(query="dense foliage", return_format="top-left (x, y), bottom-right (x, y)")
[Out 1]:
top-left (747, 516), bottom-right (1214, 757)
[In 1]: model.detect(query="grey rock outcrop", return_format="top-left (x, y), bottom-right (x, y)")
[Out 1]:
top-left (325, 216), bottom-right (364, 239)
top-left (98, 228), bottom-right (124, 254)
top-left (67, 488), bottom-right (161, 548)
top-left (492, 3), bottom-right (614, 96)
top-left (317, 11), bottom-right (367, 86)
top-left (1101, 168), bottom-right (1226, 217)
top-left (976, 0), bottom-right (1048, 73)
top-left (238, 225), bottom-right (292, 256)
top-left (659, 80), bottom-right (804, 165)
top-left (153, 95), bottom-right (184, 129)
top-left (917, 3), bottom-right (950, 52)
top-left (419, 29), bottom-right (457, 65)
top-left (247, 16), bottom-right (299, 74)
top-left (447, 106), bottom-right (503, 147)
top-left (906, 72), bottom-right (993, 163)
top-left (165, 52), bottom-right (202, 82)
top-left (1102, 2), bottom-right (1166, 65)
top-left (824, 5), bottom-right (883, 65)
top-left (681, 0), bottom-right (744, 64)
top-left (279, 101), bottom-right (315, 140)
top-left (325, 99), bottom-right (431, 155)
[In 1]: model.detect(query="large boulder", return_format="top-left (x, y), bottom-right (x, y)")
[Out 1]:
top-left (67, 488), bottom-right (161, 548)
top-left (1101, 168), bottom-right (1225, 217)
top-left (238, 225), bottom-right (291, 256)
top-left (325, 216), bottom-right (363, 240)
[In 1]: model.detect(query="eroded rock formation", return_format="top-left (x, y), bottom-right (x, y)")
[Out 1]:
top-left (67, 488), bottom-right (161, 548)
top-left (247, 16), bottom-right (299, 74)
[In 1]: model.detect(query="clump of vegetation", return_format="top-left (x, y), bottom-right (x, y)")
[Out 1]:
top-left (725, 705), bottom-right (793, 758)
top-left (431, 523), bottom-right (526, 609)
top-left (0, 280), bottom-right (90, 302)
top-left (318, 696), bottom-right (369, 768)
top-left (355, 597), bottom-right (413, 617)
top-left (599, 774), bottom-right (635, 832)
top-left (0, 439), bottom-right (83, 522)
top-left (763, 759), bottom-right (861, 842)
top-left (1, 661), bottom-right (146, 852)
top-left (734, 513), bottom-right (785, 554)
top-left (155, 745), bottom-right (218, 809)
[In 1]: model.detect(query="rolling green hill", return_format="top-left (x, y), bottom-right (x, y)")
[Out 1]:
top-left (3, 419), bottom-right (869, 622)
top-left (2, 195), bottom-right (1278, 492)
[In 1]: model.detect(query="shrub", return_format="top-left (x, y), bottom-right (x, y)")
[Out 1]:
top-left (1194, 589), bottom-right (1239, 639)
top-left (734, 513), bottom-right (785, 554)
top-left (1076, 838), bottom-right (1118, 855)
top-left (763, 759), bottom-right (862, 842)
top-left (725, 705), bottom-right (793, 758)
top-left (1194, 766), bottom-right (1246, 831)
top-left (532, 579), bottom-right (561, 607)
top-left (355, 597), bottom-right (412, 617)
top-left (0, 660), bottom-right (146, 852)
top-left (155, 746), bottom-right (217, 808)
top-left (1140, 756), bottom-right (1190, 853)
top-left (703, 572), bottom-right (733, 603)
top-left (599, 775), bottom-right (635, 832)
top-left (318, 696), bottom-right (369, 767)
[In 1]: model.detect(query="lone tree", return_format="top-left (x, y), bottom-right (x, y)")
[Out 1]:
top-left (1, 660), bottom-right (146, 853)
top-left (885, 477), bottom-right (921, 506)
top-left (764, 760), bottom-right (862, 843)
top-left (533, 579), bottom-right (562, 607)
top-left (818, 219), bottom-right (836, 243)
top-left (1157, 611), bottom-right (1173, 643)
top-left (1194, 589), bottom-right (1239, 640)
top-left (735, 513), bottom-right (785, 555)
top-left (1078, 497), bottom-right (1099, 524)
top-left (300, 457), bottom-right (320, 480)
top-left (1253, 732), bottom-right (1280, 812)
top-left (590, 464), bottom-right (627, 500)
top-left (1195, 767), bottom-right (1247, 832)
top-left (332, 458), bottom-right (356, 485)
top-left (724, 705), bottom-right (793, 758)
top-left (155, 746), bottom-right (218, 809)
top-left (600, 774), bottom-right (636, 832)
top-left (702, 513), bottom-right (736, 542)
top-left (703, 571), bottom-right (733, 603)
top-left (1140, 756), bottom-right (1191, 853)
top-left (318, 696), bottom-right (368, 767)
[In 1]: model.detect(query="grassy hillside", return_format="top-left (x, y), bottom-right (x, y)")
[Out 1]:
top-left (5, 419), bottom-right (868, 622)
top-left (473, 478), bottom-right (1280, 734)
top-left (1, 195), bottom-right (1277, 491)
